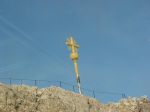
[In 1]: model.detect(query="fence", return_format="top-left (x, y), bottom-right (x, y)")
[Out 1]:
top-left (0, 77), bottom-right (127, 103)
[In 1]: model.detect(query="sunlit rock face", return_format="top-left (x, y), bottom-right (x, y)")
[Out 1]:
top-left (0, 83), bottom-right (150, 112)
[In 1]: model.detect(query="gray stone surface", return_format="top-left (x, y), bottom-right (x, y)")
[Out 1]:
top-left (0, 83), bottom-right (150, 112)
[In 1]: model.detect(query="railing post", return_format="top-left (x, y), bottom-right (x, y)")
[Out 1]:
top-left (9, 78), bottom-right (12, 85)
top-left (122, 94), bottom-right (124, 98)
top-left (20, 79), bottom-right (23, 85)
top-left (59, 81), bottom-right (62, 87)
top-left (34, 80), bottom-right (37, 86)
top-left (122, 93), bottom-right (126, 98)
top-left (72, 85), bottom-right (75, 92)
top-left (93, 91), bottom-right (96, 98)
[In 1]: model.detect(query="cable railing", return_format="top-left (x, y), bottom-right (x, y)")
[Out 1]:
top-left (0, 77), bottom-right (127, 102)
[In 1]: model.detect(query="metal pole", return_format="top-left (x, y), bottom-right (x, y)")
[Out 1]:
top-left (21, 79), bottom-right (23, 85)
top-left (59, 81), bottom-right (62, 87)
top-left (93, 91), bottom-right (96, 98)
top-left (34, 80), bottom-right (37, 86)
top-left (9, 78), bottom-right (12, 85)
top-left (77, 82), bottom-right (82, 94)
top-left (72, 85), bottom-right (75, 92)
top-left (74, 61), bottom-right (82, 94)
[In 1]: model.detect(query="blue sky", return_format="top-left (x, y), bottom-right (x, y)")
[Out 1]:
top-left (0, 0), bottom-right (150, 102)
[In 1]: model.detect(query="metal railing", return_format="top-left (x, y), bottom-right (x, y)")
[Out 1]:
top-left (0, 77), bottom-right (127, 102)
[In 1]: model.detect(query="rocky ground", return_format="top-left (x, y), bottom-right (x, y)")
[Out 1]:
top-left (0, 83), bottom-right (150, 112)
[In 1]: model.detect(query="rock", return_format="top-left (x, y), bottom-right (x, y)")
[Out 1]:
top-left (0, 83), bottom-right (150, 112)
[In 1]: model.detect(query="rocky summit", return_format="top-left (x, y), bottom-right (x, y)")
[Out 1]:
top-left (0, 83), bottom-right (150, 112)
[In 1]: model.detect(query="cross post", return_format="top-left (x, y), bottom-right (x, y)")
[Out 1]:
top-left (66, 37), bottom-right (82, 94)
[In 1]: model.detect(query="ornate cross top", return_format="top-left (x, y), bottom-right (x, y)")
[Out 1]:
top-left (66, 37), bottom-right (82, 94)
top-left (66, 37), bottom-right (79, 54)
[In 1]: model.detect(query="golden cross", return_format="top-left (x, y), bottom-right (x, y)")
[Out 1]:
top-left (66, 37), bottom-right (82, 94)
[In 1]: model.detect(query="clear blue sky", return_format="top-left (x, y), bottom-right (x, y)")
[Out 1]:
top-left (0, 0), bottom-right (150, 102)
